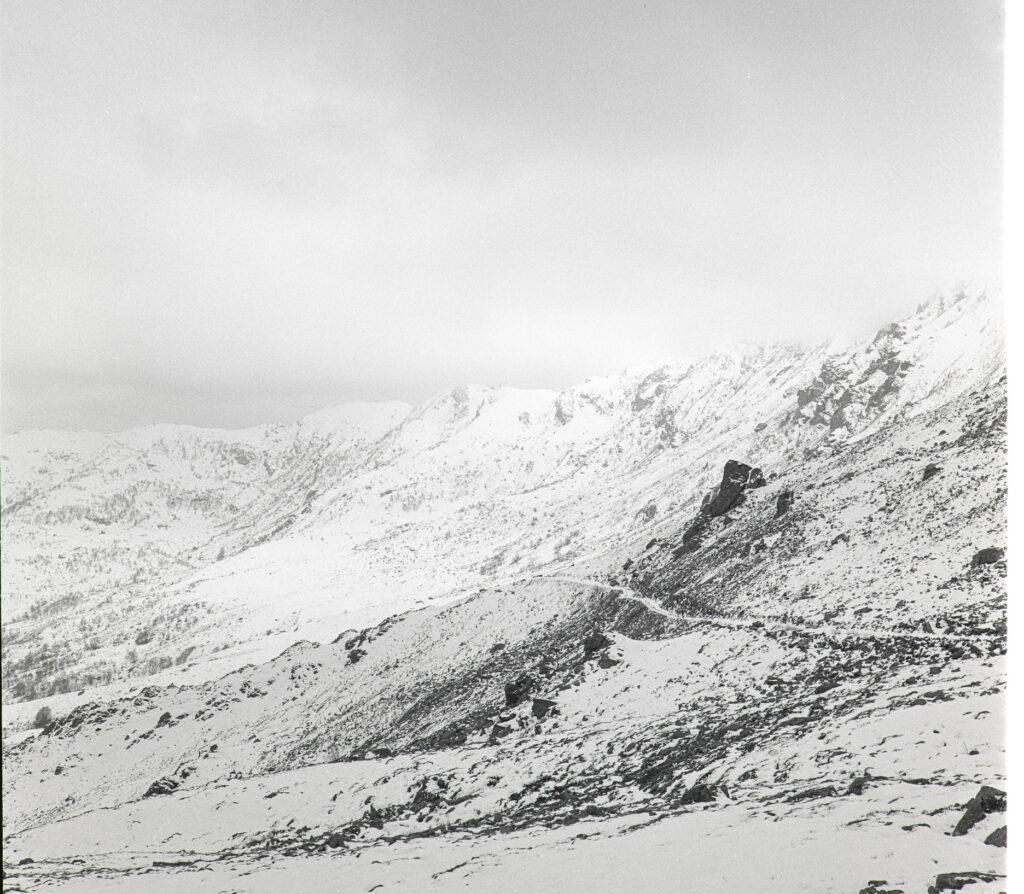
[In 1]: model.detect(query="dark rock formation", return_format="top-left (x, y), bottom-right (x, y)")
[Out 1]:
top-left (488, 723), bottom-right (515, 745)
top-left (776, 488), bottom-right (795, 517)
top-left (786, 785), bottom-right (837, 803)
top-left (952, 784), bottom-right (1006, 836)
top-left (680, 460), bottom-right (766, 551)
top-left (504, 675), bottom-right (536, 707)
top-left (928, 871), bottom-right (1000, 893)
top-left (984, 825), bottom-right (1006, 848)
top-left (531, 698), bottom-right (556, 719)
top-left (923, 463), bottom-right (942, 481)
top-left (583, 632), bottom-right (611, 656)
top-left (679, 782), bottom-right (724, 805)
top-left (156, 711), bottom-right (172, 728)
top-left (971, 547), bottom-right (1005, 567)
top-left (143, 776), bottom-right (180, 797)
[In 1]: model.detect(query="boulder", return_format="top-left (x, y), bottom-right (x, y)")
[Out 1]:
top-left (922, 463), bottom-right (942, 481)
top-left (776, 489), bottom-right (795, 517)
top-left (504, 675), bottom-right (536, 707)
top-left (488, 723), bottom-right (515, 745)
top-left (531, 698), bottom-right (557, 719)
top-left (583, 632), bottom-right (611, 656)
top-left (984, 825), bottom-right (1006, 848)
top-left (679, 782), bottom-right (725, 804)
top-left (970, 547), bottom-right (1005, 567)
top-left (952, 784), bottom-right (1006, 836)
top-left (143, 776), bottom-right (180, 798)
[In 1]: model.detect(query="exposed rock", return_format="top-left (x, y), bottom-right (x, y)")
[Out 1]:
top-left (705, 460), bottom-right (766, 518)
top-left (143, 776), bottom-right (180, 798)
top-left (928, 871), bottom-right (1001, 893)
top-left (488, 724), bottom-right (515, 745)
top-left (679, 782), bottom-right (726, 805)
top-left (952, 784), bottom-right (1006, 836)
top-left (531, 698), bottom-right (557, 719)
top-left (155, 711), bottom-right (172, 728)
top-left (583, 632), bottom-right (611, 656)
top-left (923, 463), bottom-right (942, 481)
top-left (786, 785), bottom-right (837, 803)
top-left (984, 825), bottom-right (1006, 848)
top-left (504, 675), bottom-right (536, 707)
top-left (680, 460), bottom-right (766, 551)
top-left (970, 547), bottom-right (1004, 567)
top-left (597, 655), bottom-right (620, 669)
top-left (776, 488), bottom-right (795, 517)
top-left (846, 776), bottom-right (869, 796)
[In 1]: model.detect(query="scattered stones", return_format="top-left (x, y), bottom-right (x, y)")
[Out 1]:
top-left (952, 784), bottom-right (1006, 836)
top-left (970, 547), bottom-right (1004, 567)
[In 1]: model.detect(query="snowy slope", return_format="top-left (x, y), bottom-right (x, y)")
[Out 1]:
top-left (0, 289), bottom-right (1006, 893)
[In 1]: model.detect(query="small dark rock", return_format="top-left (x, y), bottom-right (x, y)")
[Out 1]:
top-left (325, 832), bottom-right (346, 848)
top-left (156, 711), bottom-right (172, 728)
top-left (597, 655), bottom-right (620, 669)
top-left (922, 463), bottom-right (942, 481)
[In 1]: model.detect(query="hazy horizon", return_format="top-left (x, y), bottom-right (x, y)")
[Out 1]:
top-left (1, 0), bottom-right (1003, 433)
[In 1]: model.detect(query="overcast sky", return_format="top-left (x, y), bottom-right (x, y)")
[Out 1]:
top-left (0, 0), bottom-right (1003, 432)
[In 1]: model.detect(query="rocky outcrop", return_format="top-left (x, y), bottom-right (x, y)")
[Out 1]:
top-left (951, 784), bottom-right (1006, 836)
top-left (775, 488), bottom-right (794, 517)
top-left (503, 675), bottom-right (536, 707)
top-left (680, 460), bottom-right (766, 551)
top-left (143, 777), bottom-right (180, 798)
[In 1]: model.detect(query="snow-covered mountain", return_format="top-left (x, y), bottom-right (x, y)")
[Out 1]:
top-left (1, 289), bottom-right (1007, 892)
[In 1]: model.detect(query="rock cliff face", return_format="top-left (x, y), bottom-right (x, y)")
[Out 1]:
top-left (0, 290), bottom-right (1006, 893)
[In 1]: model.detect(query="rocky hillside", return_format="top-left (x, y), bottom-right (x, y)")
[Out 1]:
top-left (0, 289), bottom-right (1007, 892)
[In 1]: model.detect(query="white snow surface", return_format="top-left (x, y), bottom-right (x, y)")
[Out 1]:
top-left (0, 290), bottom-right (1007, 892)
